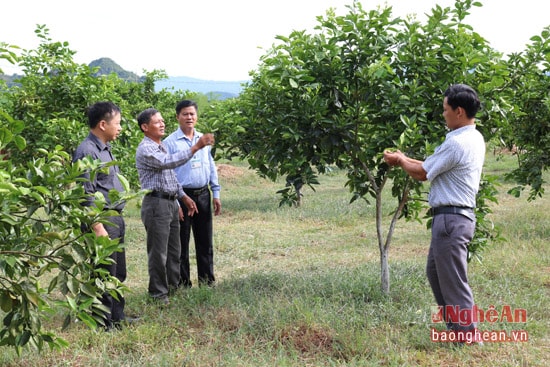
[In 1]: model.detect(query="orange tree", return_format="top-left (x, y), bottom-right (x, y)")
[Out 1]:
top-left (1, 25), bottom-right (177, 189)
top-left (220, 0), bottom-right (508, 293)
top-left (0, 115), bottom-right (135, 353)
top-left (0, 25), bottom-right (212, 353)
top-left (0, 27), bottom-right (145, 353)
top-left (501, 26), bottom-right (550, 201)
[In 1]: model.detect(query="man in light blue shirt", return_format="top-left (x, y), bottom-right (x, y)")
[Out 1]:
top-left (384, 84), bottom-right (485, 344)
top-left (164, 100), bottom-right (221, 287)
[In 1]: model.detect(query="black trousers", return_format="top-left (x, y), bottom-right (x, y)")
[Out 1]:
top-left (102, 215), bottom-right (127, 326)
top-left (180, 188), bottom-right (215, 286)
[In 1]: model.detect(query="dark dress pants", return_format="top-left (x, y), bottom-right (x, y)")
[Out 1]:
top-left (102, 215), bottom-right (127, 327)
top-left (180, 189), bottom-right (215, 286)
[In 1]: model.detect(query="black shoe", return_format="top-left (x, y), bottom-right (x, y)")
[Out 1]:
top-left (179, 279), bottom-right (192, 288)
top-left (111, 316), bottom-right (141, 330)
top-left (103, 323), bottom-right (120, 332)
top-left (123, 316), bottom-right (141, 325)
top-left (149, 295), bottom-right (170, 307)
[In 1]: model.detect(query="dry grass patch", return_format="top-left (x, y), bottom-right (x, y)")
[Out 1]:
top-left (279, 322), bottom-right (340, 359)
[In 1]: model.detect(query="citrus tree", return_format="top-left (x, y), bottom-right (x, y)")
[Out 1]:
top-left (0, 26), bottom-right (212, 353)
top-left (223, 0), bottom-right (507, 293)
top-left (0, 111), bottom-right (137, 353)
top-left (2, 25), bottom-right (175, 189)
top-left (501, 26), bottom-right (550, 201)
top-left (0, 27), bottom-right (147, 354)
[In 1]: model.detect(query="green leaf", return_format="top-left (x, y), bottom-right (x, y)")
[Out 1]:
top-left (77, 312), bottom-right (98, 329)
top-left (0, 291), bottom-right (14, 312)
top-left (16, 330), bottom-right (31, 347)
top-left (13, 135), bottom-right (27, 150)
top-left (0, 181), bottom-right (17, 192)
top-left (117, 173), bottom-right (130, 192)
top-left (79, 283), bottom-right (98, 297)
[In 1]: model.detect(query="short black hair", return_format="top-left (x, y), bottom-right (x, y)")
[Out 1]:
top-left (87, 101), bottom-right (121, 128)
top-left (137, 108), bottom-right (159, 132)
top-left (444, 84), bottom-right (480, 119)
top-left (175, 100), bottom-right (198, 115)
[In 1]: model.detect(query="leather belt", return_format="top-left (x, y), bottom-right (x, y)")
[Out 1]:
top-left (147, 191), bottom-right (178, 201)
top-left (429, 206), bottom-right (474, 218)
top-left (183, 186), bottom-right (209, 196)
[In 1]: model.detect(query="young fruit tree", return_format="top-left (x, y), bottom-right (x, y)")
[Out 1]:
top-left (225, 0), bottom-right (508, 293)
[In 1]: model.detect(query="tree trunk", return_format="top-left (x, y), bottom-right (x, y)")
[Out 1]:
top-left (295, 185), bottom-right (302, 207)
top-left (380, 247), bottom-right (390, 294)
top-left (373, 175), bottom-right (409, 295)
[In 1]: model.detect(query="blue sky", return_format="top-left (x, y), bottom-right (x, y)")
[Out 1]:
top-left (1, 0), bottom-right (548, 80)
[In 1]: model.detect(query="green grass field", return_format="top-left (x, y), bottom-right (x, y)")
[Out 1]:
top-left (1, 152), bottom-right (548, 366)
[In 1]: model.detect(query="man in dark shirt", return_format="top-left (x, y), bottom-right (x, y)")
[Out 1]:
top-left (72, 101), bottom-right (131, 330)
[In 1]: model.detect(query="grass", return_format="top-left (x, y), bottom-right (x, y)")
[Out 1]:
top-left (1, 153), bottom-right (548, 366)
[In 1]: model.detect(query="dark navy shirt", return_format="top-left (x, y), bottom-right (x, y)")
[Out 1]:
top-left (72, 132), bottom-right (125, 210)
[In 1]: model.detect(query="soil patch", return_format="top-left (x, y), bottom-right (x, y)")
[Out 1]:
top-left (217, 163), bottom-right (246, 180)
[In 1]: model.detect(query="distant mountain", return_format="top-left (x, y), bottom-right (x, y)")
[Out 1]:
top-left (89, 57), bottom-right (143, 82)
top-left (155, 76), bottom-right (247, 99)
top-left (2, 57), bottom-right (248, 99)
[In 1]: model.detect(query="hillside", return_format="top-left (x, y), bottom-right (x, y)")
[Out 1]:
top-left (1, 57), bottom-right (247, 98)
top-left (89, 57), bottom-right (143, 82)
top-left (155, 76), bottom-right (246, 98)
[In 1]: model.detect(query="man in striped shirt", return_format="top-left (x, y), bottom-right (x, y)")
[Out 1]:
top-left (136, 108), bottom-right (214, 305)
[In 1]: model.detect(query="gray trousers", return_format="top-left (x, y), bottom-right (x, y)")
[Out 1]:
top-left (426, 213), bottom-right (477, 332)
top-left (141, 196), bottom-right (181, 299)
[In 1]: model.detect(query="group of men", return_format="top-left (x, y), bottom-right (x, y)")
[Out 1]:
top-left (74, 84), bottom-right (485, 345)
top-left (73, 100), bottom-right (220, 330)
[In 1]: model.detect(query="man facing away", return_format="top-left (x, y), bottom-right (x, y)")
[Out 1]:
top-left (164, 100), bottom-right (221, 287)
top-left (383, 84), bottom-right (485, 343)
top-left (135, 108), bottom-right (214, 305)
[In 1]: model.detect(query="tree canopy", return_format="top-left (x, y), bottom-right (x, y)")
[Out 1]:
top-left (216, 0), bottom-right (547, 293)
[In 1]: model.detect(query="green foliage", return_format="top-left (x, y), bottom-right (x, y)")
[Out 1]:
top-left (501, 26), bottom-right (550, 200)
top-left (0, 121), bottom-right (137, 353)
top-left (6, 25), bottom-right (120, 165)
top-left (468, 174), bottom-right (503, 262)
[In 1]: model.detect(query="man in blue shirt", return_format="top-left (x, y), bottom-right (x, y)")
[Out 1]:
top-left (164, 100), bottom-right (221, 287)
top-left (383, 84), bottom-right (485, 344)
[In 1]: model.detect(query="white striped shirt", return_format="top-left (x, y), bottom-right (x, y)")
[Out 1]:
top-left (422, 125), bottom-right (485, 208)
